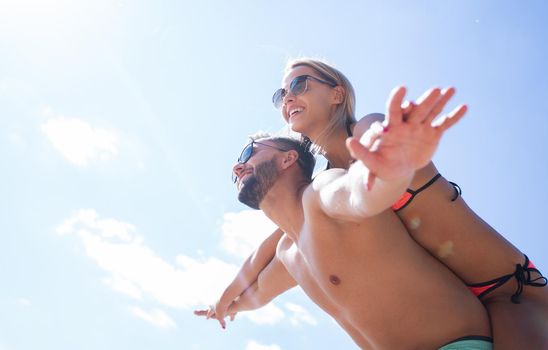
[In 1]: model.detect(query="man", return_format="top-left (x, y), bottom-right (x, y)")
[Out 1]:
top-left (196, 87), bottom-right (492, 349)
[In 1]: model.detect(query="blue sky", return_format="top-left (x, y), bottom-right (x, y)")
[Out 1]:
top-left (1, 1), bottom-right (547, 349)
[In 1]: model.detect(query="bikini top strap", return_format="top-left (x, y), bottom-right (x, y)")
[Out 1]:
top-left (411, 173), bottom-right (442, 194)
top-left (391, 173), bottom-right (442, 212)
top-left (449, 181), bottom-right (462, 201)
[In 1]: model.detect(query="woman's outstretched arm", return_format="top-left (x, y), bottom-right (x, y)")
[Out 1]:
top-left (195, 247), bottom-right (295, 328)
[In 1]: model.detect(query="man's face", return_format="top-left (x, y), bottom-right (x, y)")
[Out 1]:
top-left (237, 158), bottom-right (279, 209)
top-left (232, 142), bottom-right (281, 210)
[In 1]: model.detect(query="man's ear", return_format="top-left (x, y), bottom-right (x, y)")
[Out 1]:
top-left (332, 86), bottom-right (345, 104)
top-left (281, 150), bottom-right (299, 169)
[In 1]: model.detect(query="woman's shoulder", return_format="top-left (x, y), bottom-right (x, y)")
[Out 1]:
top-left (352, 113), bottom-right (385, 138)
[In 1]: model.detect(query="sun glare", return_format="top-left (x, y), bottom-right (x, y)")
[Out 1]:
top-left (1, 0), bottom-right (114, 48)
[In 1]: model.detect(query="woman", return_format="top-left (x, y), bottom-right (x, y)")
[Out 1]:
top-left (210, 58), bottom-right (548, 349)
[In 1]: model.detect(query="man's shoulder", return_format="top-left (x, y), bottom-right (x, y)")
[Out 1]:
top-left (276, 233), bottom-right (297, 263)
top-left (276, 233), bottom-right (294, 251)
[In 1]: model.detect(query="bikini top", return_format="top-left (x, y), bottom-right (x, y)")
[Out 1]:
top-left (391, 174), bottom-right (462, 211)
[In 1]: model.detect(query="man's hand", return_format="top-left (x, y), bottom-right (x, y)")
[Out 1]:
top-left (346, 86), bottom-right (466, 190)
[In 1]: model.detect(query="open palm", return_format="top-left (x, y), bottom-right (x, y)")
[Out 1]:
top-left (347, 86), bottom-right (466, 187)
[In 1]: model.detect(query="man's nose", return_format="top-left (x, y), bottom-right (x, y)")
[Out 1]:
top-left (232, 163), bottom-right (246, 183)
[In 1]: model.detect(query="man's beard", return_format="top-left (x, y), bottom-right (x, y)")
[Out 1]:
top-left (238, 158), bottom-right (279, 210)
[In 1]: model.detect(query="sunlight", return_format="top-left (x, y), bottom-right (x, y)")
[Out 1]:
top-left (0, 0), bottom-right (117, 68)
top-left (1, 0), bottom-right (84, 32)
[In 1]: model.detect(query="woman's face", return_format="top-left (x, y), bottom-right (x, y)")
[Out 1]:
top-left (279, 66), bottom-right (338, 137)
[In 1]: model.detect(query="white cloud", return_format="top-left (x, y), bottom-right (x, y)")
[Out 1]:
top-left (245, 340), bottom-right (282, 350)
top-left (129, 306), bottom-right (176, 329)
top-left (104, 275), bottom-right (143, 300)
top-left (240, 302), bottom-right (285, 325)
top-left (284, 302), bottom-right (317, 327)
top-left (16, 298), bottom-right (32, 307)
top-left (221, 210), bottom-right (277, 259)
top-left (57, 209), bottom-right (134, 242)
top-left (56, 208), bottom-right (293, 328)
top-left (56, 209), bottom-right (239, 309)
top-left (41, 115), bottom-right (120, 167)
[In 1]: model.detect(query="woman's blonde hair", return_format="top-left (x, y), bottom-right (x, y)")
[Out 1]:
top-left (284, 58), bottom-right (356, 149)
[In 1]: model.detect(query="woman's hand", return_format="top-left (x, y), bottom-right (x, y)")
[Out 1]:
top-left (347, 86), bottom-right (466, 190)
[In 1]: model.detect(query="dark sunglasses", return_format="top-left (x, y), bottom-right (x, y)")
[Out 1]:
top-left (272, 74), bottom-right (337, 109)
top-left (232, 140), bottom-right (290, 183)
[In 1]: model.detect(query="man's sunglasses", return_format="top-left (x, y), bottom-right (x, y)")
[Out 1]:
top-left (272, 74), bottom-right (337, 109)
top-left (232, 140), bottom-right (290, 183)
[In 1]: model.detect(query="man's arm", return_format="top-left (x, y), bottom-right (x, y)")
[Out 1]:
top-left (212, 228), bottom-right (283, 323)
top-left (316, 86), bottom-right (466, 221)
top-left (195, 252), bottom-right (297, 328)
top-left (227, 254), bottom-right (297, 314)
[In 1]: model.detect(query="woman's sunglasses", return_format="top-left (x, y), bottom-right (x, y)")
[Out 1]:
top-left (272, 74), bottom-right (337, 109)
top-left (232, 140), bottom-right (290, 183)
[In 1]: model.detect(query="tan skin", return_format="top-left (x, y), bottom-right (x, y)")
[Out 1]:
top-left (200, 65), bottom-right (548, 348)
top-left (198, 87), bottom-right (491, 348)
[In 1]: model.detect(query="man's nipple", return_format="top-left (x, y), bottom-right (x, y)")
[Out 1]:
top-left (329, 275), bottom-right (341, 285)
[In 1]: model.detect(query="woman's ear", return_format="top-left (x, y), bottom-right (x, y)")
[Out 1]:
top-left (332, 86), bottom-right (345, 104)
top-left (281, 150), bottom-right (299, 169)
